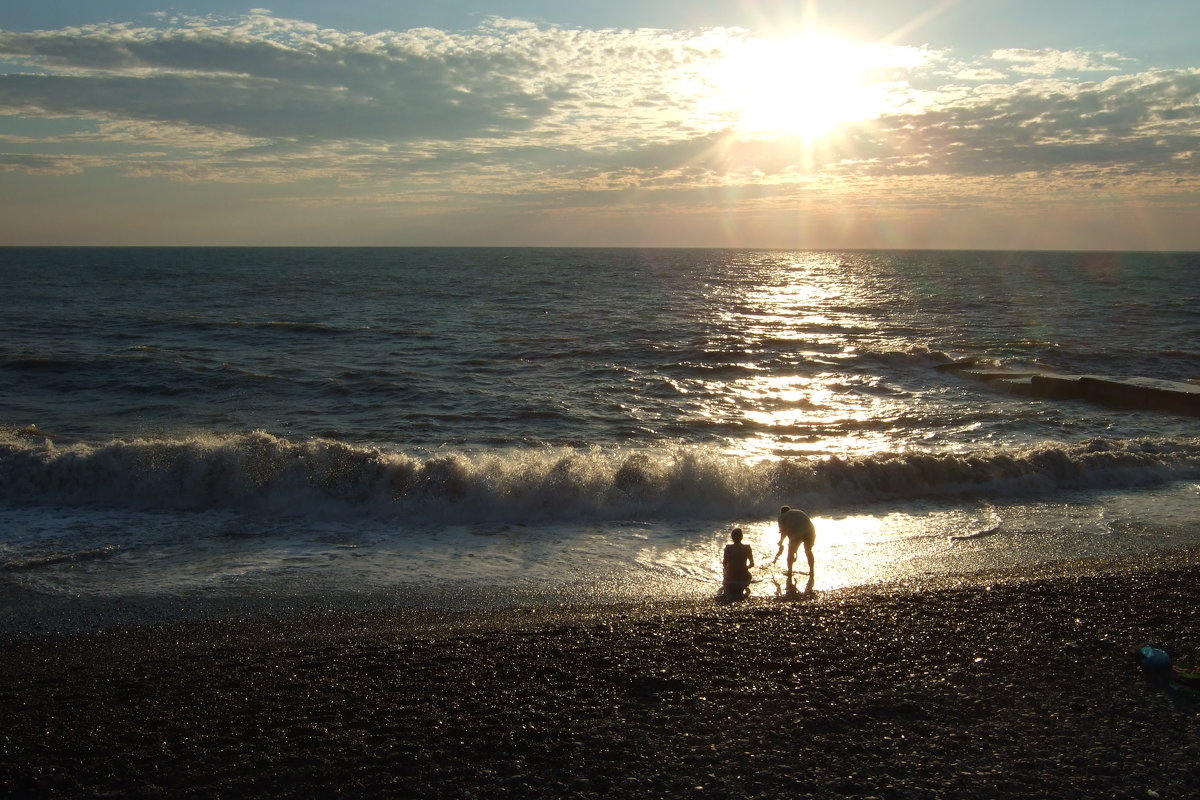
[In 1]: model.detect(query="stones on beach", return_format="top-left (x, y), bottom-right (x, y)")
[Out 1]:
top-left (4, 561), bottom-right (1200, 798)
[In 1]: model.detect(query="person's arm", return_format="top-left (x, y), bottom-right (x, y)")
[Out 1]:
top-left (773, 529), bottom-right (784, 562)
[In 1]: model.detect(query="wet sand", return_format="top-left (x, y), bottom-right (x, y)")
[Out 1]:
top-left (3, 550), bottom-right (1199, 799)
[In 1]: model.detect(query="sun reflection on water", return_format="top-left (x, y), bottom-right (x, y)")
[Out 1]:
top-left (692, 251), bottom-right (913, 461)
top-left (641, 506), bottom-right (1007, 597)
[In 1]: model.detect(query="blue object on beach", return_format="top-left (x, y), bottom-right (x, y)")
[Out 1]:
top-left (1139, 646), bottom-right (1172, 669)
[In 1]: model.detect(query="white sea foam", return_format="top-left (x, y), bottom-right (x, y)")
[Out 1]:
top-left (2, 430), bottom-right (1198, 523)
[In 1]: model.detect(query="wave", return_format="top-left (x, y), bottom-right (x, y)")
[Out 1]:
top-left (3, 356), bottom-right (94, 372)
top-left (0, 545), bottom-right (120, 572)
top-left (2, 430), bottom-right (1198, 524)
top-left (171, 318), bottom-right (354, 336)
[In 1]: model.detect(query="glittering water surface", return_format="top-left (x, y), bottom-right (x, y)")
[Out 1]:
top-left (2, 248), bottom-right (1198, 628)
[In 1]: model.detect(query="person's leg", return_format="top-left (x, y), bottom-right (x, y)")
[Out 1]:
top-left (803, 540), bottom-right (815, 578)
top-left (785, 539), bottom-right (798, 573)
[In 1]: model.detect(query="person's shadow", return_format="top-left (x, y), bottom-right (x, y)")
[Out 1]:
top-left (774, 571), bottom-right (814, 600)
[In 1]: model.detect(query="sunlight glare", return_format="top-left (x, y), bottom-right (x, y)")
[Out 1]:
top-left (701, 34), bottom-right (906, 140)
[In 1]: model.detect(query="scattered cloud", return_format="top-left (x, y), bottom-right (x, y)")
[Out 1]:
top-left (989, 47), bottom-right (1133, 75)
top-left (1, 11), bottom-right (1198, 246)
top-left (0, 152), bottom-right (103, 175)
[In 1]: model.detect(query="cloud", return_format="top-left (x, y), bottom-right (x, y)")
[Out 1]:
top-left (0, 13), bottom-right (732, 184)
top-left (0, 19), bottom-right (562, 141)
top-left (0, 11), bottom-right (1197, 206)
top-left (0, 152), bottom-right (100, 174)
top-left (951, 67), bottom-right (1007, 82)
top-left (847, 70), bottom-right (1200, 178)
top-left (989, 48), bottom-right (1133, 76)
top-left (0, 14), bottom-right (732, 142)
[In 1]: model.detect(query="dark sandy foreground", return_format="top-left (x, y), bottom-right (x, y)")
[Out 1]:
top-left (3, 552), bottom-right (1199, 799)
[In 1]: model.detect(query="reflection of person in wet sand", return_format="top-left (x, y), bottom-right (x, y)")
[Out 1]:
top-left (722, 527), bottom-right (754, 598)
top-left (774, 505), bottom-right (815, 580)
top-left (782, 570), bottom-right (814, 598)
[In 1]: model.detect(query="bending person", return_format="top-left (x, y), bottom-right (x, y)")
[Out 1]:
top-left (774, 505), bottom-right (815, 579)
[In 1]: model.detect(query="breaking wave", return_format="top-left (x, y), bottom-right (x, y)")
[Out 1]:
top-left (3, 430), bottom-right (1198, 524)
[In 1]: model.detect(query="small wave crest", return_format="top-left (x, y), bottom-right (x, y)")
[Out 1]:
top-left (3, 356), bottom-right (92, 372)
top-left (172, 318), bottom-right (352, 336)
top-left (0, 544), bottom-right (120, 572)
top-left (1, 430), bottom-right (1198, 523)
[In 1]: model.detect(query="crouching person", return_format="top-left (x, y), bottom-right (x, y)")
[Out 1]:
top-left (721, 527), bottom-right (754, 599)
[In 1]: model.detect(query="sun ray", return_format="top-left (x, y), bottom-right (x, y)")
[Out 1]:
top-left (694, 30), bottom-right (927, 144)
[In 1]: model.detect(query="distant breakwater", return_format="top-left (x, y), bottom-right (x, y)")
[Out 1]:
top-left (939, 362), bottom-right (1200, 416)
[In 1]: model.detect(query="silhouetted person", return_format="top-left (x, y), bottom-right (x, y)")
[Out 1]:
top-left (722, 527), bottom-right (754, 598)
top-left (774, 505), bottom-right (815, 580)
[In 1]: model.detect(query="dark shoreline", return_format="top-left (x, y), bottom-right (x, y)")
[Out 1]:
top-left (4, 549), bottom-right (1199, 799)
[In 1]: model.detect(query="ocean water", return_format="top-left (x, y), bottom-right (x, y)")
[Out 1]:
top-left (2, 247), bottom-right (1198, 630)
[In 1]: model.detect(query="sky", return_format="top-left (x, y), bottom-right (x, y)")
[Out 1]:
top-left (1, 1), bottom-right (1199, 249)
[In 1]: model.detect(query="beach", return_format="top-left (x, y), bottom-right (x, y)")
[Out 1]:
top-left (3, 549), bottom-right (1198, 799)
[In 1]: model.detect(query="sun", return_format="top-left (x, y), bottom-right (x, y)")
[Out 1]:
top-left (700, 34), bottom-right (896, 140)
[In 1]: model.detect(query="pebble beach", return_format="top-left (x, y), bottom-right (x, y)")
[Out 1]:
top-left (3, 548), bottom-right (1198, 799)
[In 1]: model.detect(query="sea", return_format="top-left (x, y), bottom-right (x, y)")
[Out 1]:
top-left (2, 247), bottom-right (1198, 632)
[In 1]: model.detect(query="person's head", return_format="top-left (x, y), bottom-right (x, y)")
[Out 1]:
top-left (730, 527), bottom-right (743, 542)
